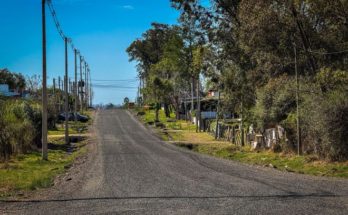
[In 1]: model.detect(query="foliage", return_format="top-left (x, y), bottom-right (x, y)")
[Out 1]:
top-left (0, 137), bottom-right (88, 198)
top-left (0, 68), bottom-right (26, 93)
top-left (301, 69), bottom-right (348, 161)
top-left (253, 75), bottom-right (296, 129)
top-left (0, 100), bottom-right (40, 160)
top-left (128, 0), bottom-right (348, 160)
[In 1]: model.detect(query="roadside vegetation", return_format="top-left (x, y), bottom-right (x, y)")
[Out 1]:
top-left (0, 101), bottom-right (92, 198)
top-left (0, 136), bottom-right (88, 198)
top-left (128, 1), bottom-right (348, 165)
top-left (0, 69), bottom-right (93, 198)
top-left (136, 108), bottom-right (348, 178)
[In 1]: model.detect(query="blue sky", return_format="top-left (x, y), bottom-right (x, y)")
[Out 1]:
top-left (0, 0), bottom-right (179, 105)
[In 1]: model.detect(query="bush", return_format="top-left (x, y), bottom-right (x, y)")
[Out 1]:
top-left (253, 75), bottom-right (296, 131)
top-left (252, 69), bottom-right (348, 161)
top-left (302, 89), bottom-right (348, 161)
top-left (0, 100), bottom-right (41, 161)
top-left (300, 68), bottom-right (348, 161)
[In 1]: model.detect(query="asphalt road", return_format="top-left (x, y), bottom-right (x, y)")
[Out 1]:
top-left (1, 109), bottom-right (348, 214)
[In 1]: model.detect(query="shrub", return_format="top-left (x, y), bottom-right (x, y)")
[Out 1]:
top-left (301, 68), bottom-right (348, 161)
top-left (302, 89), bottom-right (348, 161)
top-left (0, 100), bottom-right (41, 160)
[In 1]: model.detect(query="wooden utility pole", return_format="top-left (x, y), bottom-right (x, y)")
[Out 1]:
top-left (196, 75), bottom-right (201, 132)
top-left (240, 100), bottom-right (244, 146)
top-left (64, 37), bottom-right (69, 145)
top-left (74, 49), bottom-right (78, 122)
top-left (215, 91), bottom-right (221, 140)
top-left (41, 0), bottom-right (48, 160)
top-left (191, 76), bottom-right (194, 121)
top-left (184, 93), bottom-right (188, 121)
top-left (294, 43), bottom-right (301, 155)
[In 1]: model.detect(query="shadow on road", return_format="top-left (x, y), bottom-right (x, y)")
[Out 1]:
top-left (1, 193), bottom-right (346, 204)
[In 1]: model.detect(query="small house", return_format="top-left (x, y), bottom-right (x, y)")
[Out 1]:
top-left (0, 84), bottom-right (20, 97)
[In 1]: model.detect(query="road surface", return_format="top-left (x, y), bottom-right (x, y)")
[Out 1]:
top-left (1, 109), bottom-right (348, 214)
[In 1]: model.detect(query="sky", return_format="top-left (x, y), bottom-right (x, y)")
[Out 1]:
top-left (0, 0), bottom-right (180, 105)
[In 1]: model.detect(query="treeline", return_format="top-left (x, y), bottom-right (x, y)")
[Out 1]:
top-left (127, 0), bottom-right (347, 161)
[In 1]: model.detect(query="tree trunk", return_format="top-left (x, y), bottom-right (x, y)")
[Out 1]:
top-left (164, 103), bottom-right (170, 118)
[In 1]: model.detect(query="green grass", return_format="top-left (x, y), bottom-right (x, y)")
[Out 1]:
top-left (138, 109), bottom-right (348, 178)
top-left (48, 125), bottom-right (78, 135)
top-left (139, 109), bottom-right (196, 131)
top-left (0, 138), bottom-right (88, 198)
top-left (175, 142), bottom-right (348, 178)
top-left (0, 111), bottom-right (94, 199)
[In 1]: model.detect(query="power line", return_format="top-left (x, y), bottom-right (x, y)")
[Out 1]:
top-left (46, 0), bottom-right (92, 107)
top-left (46, 0), bottom-right (79, 53)
top-left (93, 84), bottom-right (138, 89)
top-left (92, 79), bottom-right (138, 82)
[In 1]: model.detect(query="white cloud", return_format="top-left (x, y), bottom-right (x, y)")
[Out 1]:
top-left (122, 5), bottom-right (134, 10)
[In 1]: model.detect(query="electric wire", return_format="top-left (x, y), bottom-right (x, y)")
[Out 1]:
top-left (46, 0), bottom-right (86, 60)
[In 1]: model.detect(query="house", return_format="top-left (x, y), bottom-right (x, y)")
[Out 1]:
top-left (207, 89), bottom-right (219, 98)
top-left (0, 84), bottom-right (20, 97)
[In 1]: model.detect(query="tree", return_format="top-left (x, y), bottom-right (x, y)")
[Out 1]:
top-left (127, 23), bottom-right (194, 118)
top-left (0, 68), bottom-right (26, 93)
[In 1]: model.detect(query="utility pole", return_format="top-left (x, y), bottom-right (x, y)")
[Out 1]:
top-left (69, 78), bottom-right (72, 94)
top-left (215, 91), bottom-right (221, 140)
top-left (58, 76), bottom-right (61, 91)
top-left (294, 43), bottom-right (301, 155)
top-left (53, 78), bottom-right (57, 115)
top-left (74, 49), bottom-right (78, 122)
top-left (88, 68), bottom-right (92, 107)
top-left (184, 93), bottom-right (187, 121)
top-left (88, 68), bottom-right (91, 107)
top-left (196, 75), bottom-right (201, 132)
top-left (79, 55), bottom-right (84, 113)
top-left (191, 76), bottom-right (194, 121)
top-left (240, 100), bottom-right (244, 146)
top-left (41, 0), bottom-right (48, 160)
top-left (58, 76), bottom-right (61, 112)
top-left (64, 37), bottom-right (69, 145)
top-left (53, 78), bottom-right (56, 93)
top-left (84, 62), bottom-right (88, 110)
